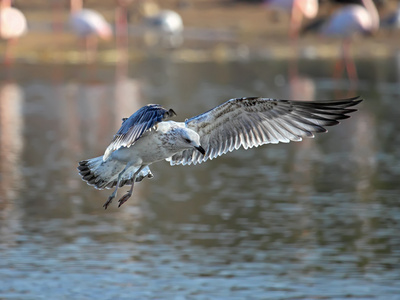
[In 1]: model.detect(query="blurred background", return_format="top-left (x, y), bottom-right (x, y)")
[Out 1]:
top-left (1, 0), bottom-right (400, 299)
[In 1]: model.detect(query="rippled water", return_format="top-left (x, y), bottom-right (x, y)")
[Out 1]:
top-left (1, 57), bottom-right (400, 299)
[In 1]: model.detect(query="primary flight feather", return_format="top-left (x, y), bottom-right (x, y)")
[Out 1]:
top-left (78, 96), bottom-right (362, 209)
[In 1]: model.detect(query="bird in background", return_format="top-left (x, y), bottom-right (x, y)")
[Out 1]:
top-left (78, 96), bottom-right (362, 209)
top-left (136, 0), bottom-right (184, 48)
top-left (317, 0), bottom-right (379, 37)
top-left (69, 0), bottom-right (112, 62)
top-left (0, 0), bottom-right (27, 65)
top-left (263, 0), bottom-right (319, 40)
top-left (302, 0), bottom-right (379, 92)
top-left (380, 1), bottom-right (400, 30)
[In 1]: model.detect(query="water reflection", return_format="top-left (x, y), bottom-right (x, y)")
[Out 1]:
top-left (0, 82), bottom-right (24, 248)
top-left (0, 82), bottom-right (24, 202)
top-left (0, 59), bottom-right (400, 299)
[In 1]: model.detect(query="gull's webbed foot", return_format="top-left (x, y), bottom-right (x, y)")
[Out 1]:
top-left (103, 195), bottom-right (115, 210)
top-left (118, 192), bottom-right (132, 208)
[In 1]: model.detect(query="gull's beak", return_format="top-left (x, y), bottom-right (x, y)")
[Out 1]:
top-left (195, 145), bottom-right (206, 155)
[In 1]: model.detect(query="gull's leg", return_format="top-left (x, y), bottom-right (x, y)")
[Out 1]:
top-left (117, 165), bottom-right (145, 208)
top-left (103, 164), bottom-right (130, 209)
top-left (117, 178), bottom-right (135, 208)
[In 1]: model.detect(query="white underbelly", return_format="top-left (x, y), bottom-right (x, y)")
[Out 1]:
top-left (109, 133), bottom-right (175, 166)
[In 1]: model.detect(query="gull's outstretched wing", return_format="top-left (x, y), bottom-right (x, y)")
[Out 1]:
top-left (103, 104), bottom-right (176, 161)
top-left (169, 96), bottom-right (362, 166)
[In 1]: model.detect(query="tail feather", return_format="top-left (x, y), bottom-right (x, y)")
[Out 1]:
top-left (78, 156), bottom-right (153, 190)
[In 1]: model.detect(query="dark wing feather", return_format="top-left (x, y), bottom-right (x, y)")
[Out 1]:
top-left (103, 104), bottom-right (176, 160)
top-left (169, 96), bottom-right (362, 166)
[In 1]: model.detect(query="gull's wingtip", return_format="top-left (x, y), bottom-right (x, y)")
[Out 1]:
top-left (343, 96), bottom-right (364, 106)
top-left (343, 96), bottom-right (363, 112)
top-left (349, 95), bottom-right (363, 105)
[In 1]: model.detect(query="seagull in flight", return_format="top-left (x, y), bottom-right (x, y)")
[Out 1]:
top-left (78, 96), bottom-right (362, 209)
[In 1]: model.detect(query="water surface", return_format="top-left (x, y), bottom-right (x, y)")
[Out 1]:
top-left (0, 57), bottom-right (399, 299)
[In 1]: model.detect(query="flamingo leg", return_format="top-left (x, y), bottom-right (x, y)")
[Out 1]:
top-left (342, 40), bottom-right (358, 95)
top-left (289, 0), bottom-right (303, 40)
top-left (3, 38), bottom-right (16, 66)
top-left (332, 51), bottom-right (345, 97)
top-left (85, 35), bottom-right (98, 63)
top-left (333, 56), bottom-right (344, 80)
top-left (115, 4), bottom-right (129, 75)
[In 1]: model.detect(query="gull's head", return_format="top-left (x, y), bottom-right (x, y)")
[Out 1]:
top-left (176, 128), bottom-right (205, 155)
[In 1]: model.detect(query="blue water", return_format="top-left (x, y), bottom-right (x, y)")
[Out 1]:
top-left (1, 57), bottom-right (400, 299)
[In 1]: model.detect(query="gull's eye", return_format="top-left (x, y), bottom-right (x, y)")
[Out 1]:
top-left (184, 138), bottom-right (191, 143)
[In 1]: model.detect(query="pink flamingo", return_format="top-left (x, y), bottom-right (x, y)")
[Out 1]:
top-left (319, 0), bottom-right (379, 37)
top-left (0, 0), bottom-right (27, 65)
top-left (139, 0), bottom-right (184, 48)
top-left (306, 0), bottom-right (379, 91)
top-left (69, 0), bottom-right (112, 62)
top-left (264, 0), bottom-right (319, 39)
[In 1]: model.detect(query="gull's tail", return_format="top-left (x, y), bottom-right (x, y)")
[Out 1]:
top-left (77, 156), bottom-right (153, 190)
